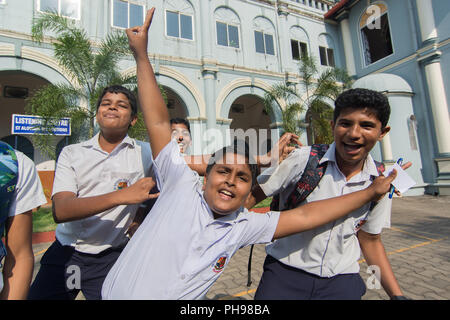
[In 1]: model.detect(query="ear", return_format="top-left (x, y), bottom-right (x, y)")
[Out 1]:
top-left (130, 115), bottom-right (138, 127)
top-left (330, 120), bottom-right (335, 131)
top-left (378, 125), bottom-right (391, 141)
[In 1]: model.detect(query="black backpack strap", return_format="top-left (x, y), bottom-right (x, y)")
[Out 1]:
top-left (247, 144), bottom-right (330, 287)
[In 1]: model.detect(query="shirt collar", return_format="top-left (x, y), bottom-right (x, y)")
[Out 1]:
top-left (320, 142), bottom-right (380, 180)
top-left (201, 194), bottom-right (246, 226)
top-left (81, 132), bottom-right (135, 150)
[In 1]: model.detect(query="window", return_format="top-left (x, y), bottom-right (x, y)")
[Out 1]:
top-left (254, 31), bottom-right (274, 55)
top-left (291, 39), bottom-right (308, 60)
top-left (38, 0), bottom-right (80, 19)
top-left (319, 46), bottom-right (335, 67)
top-left (166, 10), bottom-right (193, 40)
top-left (216, 22), bottom-right (239, 48)
top-left (112, 0), bottom-right (144, 29)
top-left (360, 4), bottom-right (393, 65)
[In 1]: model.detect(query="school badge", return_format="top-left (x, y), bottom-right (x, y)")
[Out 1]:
top-left (212, 254), bottom-right (228, 273)
top-left (113, 179), bottom-right (129, 190)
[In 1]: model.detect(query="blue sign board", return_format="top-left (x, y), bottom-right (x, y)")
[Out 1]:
top-left (11, 114), bottom-right (71, 136)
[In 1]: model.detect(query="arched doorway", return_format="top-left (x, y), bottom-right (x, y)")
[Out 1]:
top-left (163, 86), bottom-right (189, 119)
top-left (0, 71), bottom-right (51, 160)
top-left (228, 94), bottom-right (272, 155)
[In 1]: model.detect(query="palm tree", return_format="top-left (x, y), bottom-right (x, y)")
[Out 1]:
top-left (264, 55), bottom-right (352, 144)
top-left (26, 10), bottom-right (164, 159)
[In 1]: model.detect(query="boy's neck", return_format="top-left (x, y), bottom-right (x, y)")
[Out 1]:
top-left (335, 156), bottom-right (366, 181)
top-left (98, 131), bottom-right (128, 153)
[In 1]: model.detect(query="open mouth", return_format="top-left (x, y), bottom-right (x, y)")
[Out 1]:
top-left (218, 189), bottom-right (235, 200)
top-left (343, 143), bottom-right (363, 154)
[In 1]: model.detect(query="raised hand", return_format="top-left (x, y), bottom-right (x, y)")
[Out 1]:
top-left (125, 7), bottom-right (155, 58)
top-left (259, 132), bottom-right (302, 167)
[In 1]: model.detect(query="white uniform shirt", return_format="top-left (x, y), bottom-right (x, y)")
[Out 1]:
top-left (1, 151), bottom-right (47, 292)
top-left (102, 141), bottom-right (280, 300)
top-left (9, 151), bottom-right (47, 217)
top-left (258, 143), bottom-right (391, 277)
top-left (51, 133), bottom-right (155, 254)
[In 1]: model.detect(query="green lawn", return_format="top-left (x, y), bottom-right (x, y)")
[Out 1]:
top-left (254, 197), bottom-right (272, 208)
top-left (33, 206), bottom-right (57, 233)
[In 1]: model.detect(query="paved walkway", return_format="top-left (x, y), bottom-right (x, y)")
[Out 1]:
top-left (32, 195), bottom-right (450, 300)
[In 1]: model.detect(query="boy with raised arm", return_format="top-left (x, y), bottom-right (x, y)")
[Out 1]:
top-left (101, 8), bottom-right (397, 300)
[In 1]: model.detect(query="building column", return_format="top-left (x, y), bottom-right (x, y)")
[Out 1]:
top-left (380, 132), bottom-right (394, 162)
top-left (338, 13), bottom-right (356, 76)
top-left (416, 0), bottom-right (450, 154)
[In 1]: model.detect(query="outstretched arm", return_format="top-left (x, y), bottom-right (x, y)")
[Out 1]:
top-left (273, 170), bottom-right (397, 239)
top-left (126, 8), bottom-right (170, 159)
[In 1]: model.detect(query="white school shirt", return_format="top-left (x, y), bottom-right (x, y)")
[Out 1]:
top-left (257, 143), bottom-right (392, 277)
top-left (51, 133), bottom-right (155, 254)
top-left (9, 151), bottom-right (47, 217)
top-left (102, 141), bottom-right (280, 300)
top-left (1, 151), bottom-right (47, 292)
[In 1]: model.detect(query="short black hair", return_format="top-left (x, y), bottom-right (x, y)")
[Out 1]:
top-left (206, 139), bottom-right (259, 187)
top-left (170, 118), bottom-right (191, 133)
top-left (96, 85), bottom-right (138, 117)
top-left (334, 88), bottom-right (391, 128)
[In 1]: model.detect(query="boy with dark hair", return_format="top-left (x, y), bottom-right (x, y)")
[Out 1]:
top-left (28, 84), bottom-right (159, 300)
top-left (170, 117), bottom-right (191, 155)
top-left (252, 88), bottom-right (410, 300)
top-left (101, 9), bottom-right (397, 300)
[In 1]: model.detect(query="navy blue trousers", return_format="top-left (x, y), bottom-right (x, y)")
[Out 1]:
top-left (255, 255), bottom-right (366, 300)
top-left (28, 239), bottom-right (124, 300)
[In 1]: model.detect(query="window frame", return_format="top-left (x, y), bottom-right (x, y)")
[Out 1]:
top-left (37, 0), bottom-right (81, 20)
top-left (359, 10), bottom-right (394, 67)
top-left (319, 46), bottom-right (335, 67)
top-left (216, 20), bottom-right (240, 49)
top-left (165, 9), bottom-right (194, 41)
top-left (111, 0), bottom-right (145, 30)
top-left (291, 39), bottom-right (308, 61)
top-left (254, 30), bottom-right (275, 56)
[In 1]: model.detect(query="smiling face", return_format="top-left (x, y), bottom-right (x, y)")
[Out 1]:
top-left (171, 123), bottom-right (191, 154)
top-left (203, 152), bottom-right (253, 218)
top-left (331, 107), bottom-right (390, 173)
top-left (96, 92), bottom-right (137, 135)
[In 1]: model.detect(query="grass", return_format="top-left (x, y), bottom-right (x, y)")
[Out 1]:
top-left (254, 197), bottom-right (272, 208)
top-left (33, 206), bottom-right (57, 233)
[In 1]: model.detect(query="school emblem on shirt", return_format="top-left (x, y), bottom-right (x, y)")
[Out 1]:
top-left (212, 255), bottom-right (228, 273)
top-left (114, 179), bottom-right (129, 190)
top-left (355, 219), bottom-right (367, 232)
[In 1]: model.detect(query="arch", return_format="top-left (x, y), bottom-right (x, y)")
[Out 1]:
top-left (252, 16), bottom-right (276, 33)
top-left (122, 65), bottom-right (204, 118)
top-left (0, 49), bottom-right (73, 87)
top-left (358, 1), bottom-right (393, 66)
top-left (352, 73), bottom-right (413, 94)
top-left (214, 6), bottom-right (240, 25)
top-left (318, 33), bottom-right (335, 49)
top-left (165, 0), bottom-right (194, 14)
top-left (290, 25), bottom-right (310, 44)
top-left (216, 78), bottom-right (284, 123)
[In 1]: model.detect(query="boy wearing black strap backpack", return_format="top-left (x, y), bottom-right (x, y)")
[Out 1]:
top-left (250, 88), bottom-right (410, 300)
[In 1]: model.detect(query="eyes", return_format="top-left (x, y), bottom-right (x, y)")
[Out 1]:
top-left (100, 100), bottom-right (130, 110)
top-left (216, 167), bottom-right (250, 183)
top-left (337, 120), bottom-right (377, 130)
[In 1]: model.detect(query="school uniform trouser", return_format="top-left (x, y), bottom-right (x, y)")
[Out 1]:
top-left (28, 239), bottom-right (125, 300)
top-left (254, 255), bottom-right (367, 300)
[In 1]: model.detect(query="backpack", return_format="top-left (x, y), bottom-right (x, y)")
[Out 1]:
top-left (0, 141), bottom-right (18, 264)
top-left (246, 144), bottom-right (385, 286)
